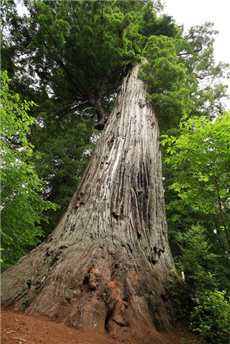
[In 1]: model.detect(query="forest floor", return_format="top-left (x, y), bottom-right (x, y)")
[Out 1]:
top-left (1, 309), bottom-right (207, 344)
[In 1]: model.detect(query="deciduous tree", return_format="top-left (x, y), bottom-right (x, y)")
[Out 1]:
top-left (0, 71), bottom-right (58, 270)
top-left (161, 112), bottom-right (230, 247)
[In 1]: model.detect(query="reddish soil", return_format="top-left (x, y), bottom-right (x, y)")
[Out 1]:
top-left (1, 309), bottom-right (206, 344)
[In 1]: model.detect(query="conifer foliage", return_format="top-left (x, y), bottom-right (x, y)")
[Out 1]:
top-left (1, 1), bottom-right (230, 343)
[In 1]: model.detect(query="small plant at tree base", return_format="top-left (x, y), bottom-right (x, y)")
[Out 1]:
top-left (167, 225), bottom-right (217, 314)
top-left (190, 289), bottom-right (230, 344)
top-left (166, 272), bottom-right (195, 319)
top-left (175, 225), bottom-right (217, 296)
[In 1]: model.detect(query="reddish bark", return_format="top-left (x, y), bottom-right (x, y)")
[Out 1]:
top-left (1, 65), bottom-right (176, 343)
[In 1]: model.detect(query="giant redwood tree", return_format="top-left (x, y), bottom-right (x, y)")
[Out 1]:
top-left (2, 0), bottom-right (227, 342)
top-left (2, 63), bottom-right (176, 342)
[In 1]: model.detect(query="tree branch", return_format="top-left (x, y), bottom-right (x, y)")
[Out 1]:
top-left (177, 46), bottom-right (203, 57)
top-left (219, 330), bottom-right (230, 335)
top-left (31, 100), bottom-right (88, 114)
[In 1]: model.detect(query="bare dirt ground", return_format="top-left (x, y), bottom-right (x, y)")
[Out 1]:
top-left (1, 309), bottom-right (206, 344)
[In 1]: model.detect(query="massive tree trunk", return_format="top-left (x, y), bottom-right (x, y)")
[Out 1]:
top-left (1, 65), bottom-right (175, 343)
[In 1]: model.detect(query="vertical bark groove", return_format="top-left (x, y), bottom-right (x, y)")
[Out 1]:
top-left (1, 65), bottom-right (175, 343)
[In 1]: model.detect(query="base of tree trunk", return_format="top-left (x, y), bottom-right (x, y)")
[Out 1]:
top-left (2, 239), bottom-right (175, 342)
top-left (1, 65), bottom-right (176, 343)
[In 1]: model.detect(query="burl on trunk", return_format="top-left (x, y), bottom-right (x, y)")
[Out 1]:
top-left (1, 65), bottom-right (175, 343)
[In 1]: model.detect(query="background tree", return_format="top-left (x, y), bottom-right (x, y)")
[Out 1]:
top-left (178, 22), bottom-right (229, 119)
top-left (162, 112), bottom-right (230, 241)
top-left (161, 112), bottom-right (230, 293)
top-left (174, 225), bottom-right (217, 295)
top-left (0, 71), bottom-right (58, 271)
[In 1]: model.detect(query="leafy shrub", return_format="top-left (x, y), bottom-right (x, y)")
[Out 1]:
top-left (167, 225), bottom-right (230, 344)
top-left (190, 289), bottom-right (230, 344)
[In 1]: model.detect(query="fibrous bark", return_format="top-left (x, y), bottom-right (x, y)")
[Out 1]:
top-left (1, 65), bottom-right (175, 343)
